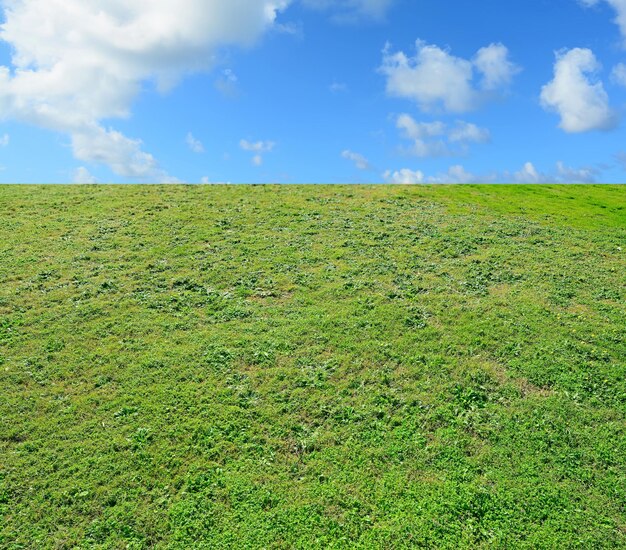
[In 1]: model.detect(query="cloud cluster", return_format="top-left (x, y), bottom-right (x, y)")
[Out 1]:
top-left (384, 160), bottom-right (599, 184)
top-left (0, 0), bottom-right (289, 181)
top-left (380, 41), bottom-right (519, 113)
top-left (512, 160), bottom-right (599, 183)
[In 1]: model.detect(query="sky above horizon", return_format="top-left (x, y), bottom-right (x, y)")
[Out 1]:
top-left (2, 0), bottom-right (626, 183)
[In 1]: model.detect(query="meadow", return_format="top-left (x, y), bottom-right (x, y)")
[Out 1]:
top-left (0, 184), bottom-right (624, 548)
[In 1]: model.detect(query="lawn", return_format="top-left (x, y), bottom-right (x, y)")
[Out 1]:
top-left (0, 184), bottom-right (625, 548)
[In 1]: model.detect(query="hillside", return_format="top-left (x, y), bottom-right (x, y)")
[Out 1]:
top-left (1, 185), bottom-right (625, 548)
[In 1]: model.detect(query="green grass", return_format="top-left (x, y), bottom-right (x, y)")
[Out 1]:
top-left (0, 184), bottom-right (625, 549)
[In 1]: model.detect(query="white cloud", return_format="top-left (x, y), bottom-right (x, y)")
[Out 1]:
top-left (252, 154), bottom-right (264, 166)
top-left (186, 133), bottom-right (205, 154)
top-left (0, 0), bottom-right (289, 180)
top-left (341, 149), bottom-right (372, 170)
top-left (383, 168), bottom-right (425, 184)
top-left (73, 166), bottom-right (98, 184)
top-left (395, 113), bottom-right (490, 157)
top-left (302, 0), bottom-right (395, 22)
top-left (381, 42), bottom-right (474, 113)
top-left (0, 133), bottom-right (8, 147)
top-left (380, 41), bottom-right (519, 113)
top-left (513, 161), bottom-right (542, 183)
top-left (540, 48), bottom-right (618, 133)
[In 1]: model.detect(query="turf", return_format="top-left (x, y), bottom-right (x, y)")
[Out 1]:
top-left (0, 184), bottom-right (624, 549)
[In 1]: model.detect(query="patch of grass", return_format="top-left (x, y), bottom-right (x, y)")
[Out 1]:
top-left (0, 184), bottom-right (624, 548)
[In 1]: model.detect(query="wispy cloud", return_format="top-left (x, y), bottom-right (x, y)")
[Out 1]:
top-left (186, 133), bottom-right (205, 154)
top-left (342, 150), bottom-right (372, 170)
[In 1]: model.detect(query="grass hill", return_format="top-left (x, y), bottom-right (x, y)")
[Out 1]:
top-left (1, 185), bottom-right (625, 548)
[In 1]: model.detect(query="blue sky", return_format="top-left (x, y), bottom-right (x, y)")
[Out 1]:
top-left (1, 0), bottom-right (626, 183)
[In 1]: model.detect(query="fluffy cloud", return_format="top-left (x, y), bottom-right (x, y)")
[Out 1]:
top-left (0, 134), bottom-right (8, 147)
top-left (380, 41), bottom-right (519, 113)
top-left (512, 162), bottom-right (542, 184)
top-left (383, 168), bottom-right (425, 184)
top-left (302, 0), bottom-right (395, 22)
top-left (396, 113), bottom-right (490, 157)
top-left (540, 48), bottom-right (618, 133)
top-left (341, 150), bottom-right (372, 170)
top-left (0, 0), bottom-right (289, 180)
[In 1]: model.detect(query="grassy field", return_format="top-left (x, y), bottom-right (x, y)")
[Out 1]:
top-left (0, 184), bottom-right (625, 549)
